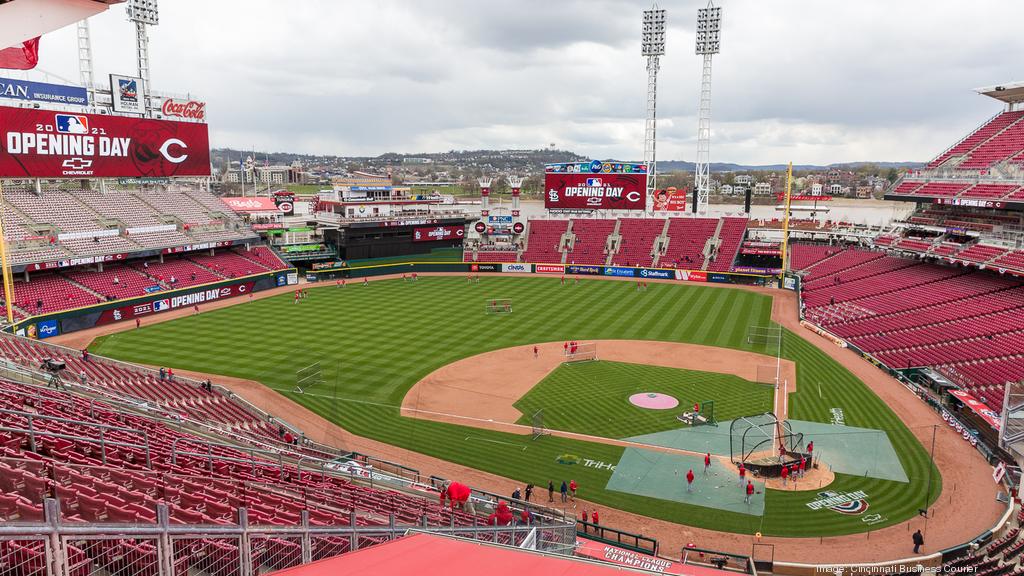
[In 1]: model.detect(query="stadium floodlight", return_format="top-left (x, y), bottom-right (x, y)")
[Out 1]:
top-left (641, 8), bottom-right (666, 57)
top-left (127, 0), bottom-right (158, 105)
top-left (693, 1), bottom-right (722, 215)
top-left (641, 6), bottom-right (666, 215)
top-left (126, 0), bottom-right (159, 25)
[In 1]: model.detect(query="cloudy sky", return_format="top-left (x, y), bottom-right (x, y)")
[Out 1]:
top-left (27, 0), bottom-right (1024, 165)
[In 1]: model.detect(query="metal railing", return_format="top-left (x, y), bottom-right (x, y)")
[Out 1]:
top-left (0, 499), bottom-right (577, 576)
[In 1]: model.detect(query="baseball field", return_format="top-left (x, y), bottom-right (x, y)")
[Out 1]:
top-left (88, 276), bottom-right (940, 537)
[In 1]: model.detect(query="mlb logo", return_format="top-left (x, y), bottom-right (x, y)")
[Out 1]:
top-left (55, 114), bottom-right (89, 134)
top-left (153, 299), bottom-right (171, 312)
top-left (118, 78), bottom-right (138, 100)
top-left (586, 178), bottom-right (603, 187)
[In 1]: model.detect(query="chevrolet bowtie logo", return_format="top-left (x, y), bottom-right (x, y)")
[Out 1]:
top-left (62, 158), bottom-right (93, 170)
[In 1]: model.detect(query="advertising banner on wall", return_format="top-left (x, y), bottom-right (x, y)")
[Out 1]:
top-left (652, 187), bottom-right (687, 212)
top-left (0, 105), bottom-right (211, 178)
top-left (501, 263), bottom-right (530, 273)
top-left (94, 281), bottom-right (256, 325)
top-left (603, 266), bottom-right (636, 277)
top-left (0, 77), bottom-right (88, 106)
top-left (158, 97), bottom-right (206, 122)
top-left (566, 265), bottom-right (602, 275)
top-left (110, 74), bottom-right (145, 114)
top-left (412, 225), bottom-right (465, 242)
top-left (674, 270), bottom-right (707, 282)
top-left (534, 264), bottom-right (564, 274)
top-left (544, 173), bottom-right (647, 211)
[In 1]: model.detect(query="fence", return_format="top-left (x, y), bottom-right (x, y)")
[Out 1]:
top-left (0, 499), bottom-right (578, 576)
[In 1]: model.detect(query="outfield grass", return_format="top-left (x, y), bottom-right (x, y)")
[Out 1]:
top-left (513, 361), bottom-right (772, 438)
top-left (90, 277), bottom-right (939, 537)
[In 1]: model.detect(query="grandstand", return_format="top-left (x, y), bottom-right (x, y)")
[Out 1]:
top-left (466, 215), bottom-right (750, 272)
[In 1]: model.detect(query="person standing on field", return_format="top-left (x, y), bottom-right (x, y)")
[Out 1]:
top-left (560, 480), bottom-right (568, 503)
top-left (704, 453), bottom-right (711, 476)
top-left (548, 480), bottom-right (555, 503)
top-left (745, 481), bottom-right (754, 504)
top-left (686, 469), bottom-right (695, 493)
top-left (569, 479), bottom-right (577, 501)
top-left (913, 530), bottom-right (924, 554)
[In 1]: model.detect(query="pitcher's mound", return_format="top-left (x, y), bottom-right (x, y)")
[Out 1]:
top-left (629, 392), bottom-right (679, 410)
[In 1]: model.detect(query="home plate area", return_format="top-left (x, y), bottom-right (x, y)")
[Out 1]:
top-left (605, 448), bottom-right (766, 516)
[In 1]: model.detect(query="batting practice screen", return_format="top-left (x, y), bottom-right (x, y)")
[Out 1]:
top-left (544, 173), bottom-right (647, 211)
top-left (0, 105), bottom-right (211, 178)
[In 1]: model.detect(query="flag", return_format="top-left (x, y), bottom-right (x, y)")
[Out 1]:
top-left (0, 37), bottom-right (40, 70)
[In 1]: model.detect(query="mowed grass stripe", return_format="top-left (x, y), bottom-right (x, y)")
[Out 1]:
top-left (92, 277), bottom-right (937, 537)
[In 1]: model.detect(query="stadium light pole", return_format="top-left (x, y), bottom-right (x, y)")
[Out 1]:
top-left (694, 1), bottom-right (722, 215)
top-left (76, 20), bottom-right (95, 101)
top-left (126, 0), bottom-right (158, 114)
top-left (641, 6), bottom-right (666, 216)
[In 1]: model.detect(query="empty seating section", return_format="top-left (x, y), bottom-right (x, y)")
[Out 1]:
top-left (908, 182), bottom-right (969, 197)
top-left (132, 259), bottom-right (220, 289)
top-left (994, 251), bottom-right (1024, 270)
top-left (611, 219), bottom-right (663, 266)
top-left (12, 275), bottom-right (95, 316)
top-left (566, 219), bottom-right (615, 264)
top-left (73, 191), bottom-right (162, 227)
top-left (960, 183), bottom-right (1020, 199)
top-left (662, 218), bottom-right (718, 269)
top-left (189, 251), bottom-right (268, 278)
top-left (521, 220), bottom-right (568, 263)
top-left (960, 113), bottom-right (1024, 169)
top-left (928, 111), bottom-right (1024, 169)
top-left (801, 247), bottom-right (1024, 406)
top-left (0, 377), bottom-right (482, 537)
top-left (2, 188), bottom-right (253, 266)
top-left (65, 266), bottom-right (160, 301)
top-left (708, 218), bottom-right (747, 272)
top-left (11, 250), bottom-right (286, 319)
top-left (892, 181), bottom-right (925, 195)
top-left (799, 249), bottom-right (884, 285)
top-left (237, 246), bottom-right (288, 270)
top-left (0, 336), bottom-right (267, 433)
top-left (895, 238), bottom-right (933, 252)
top-left (958, 244), bottom-right (1009, 263)
top-left (789, 243), bottom-right (842, 271)
top-left (5, 189), bottom-right (98, 233)
top-left (135, 192), bottom-right (216, 225)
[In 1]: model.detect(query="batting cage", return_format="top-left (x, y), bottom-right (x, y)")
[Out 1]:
top-left (729, 412), bottom-right (805, 476)
top-left (564, 342), bottom-right (597, 363)
top-left (485, 298), bottom-right (513, 315)
top-left (531, 409), bottom-right (546, 440)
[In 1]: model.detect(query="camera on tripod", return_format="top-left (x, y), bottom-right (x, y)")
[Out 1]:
top-left (39, 358), bottom-right (66, 373)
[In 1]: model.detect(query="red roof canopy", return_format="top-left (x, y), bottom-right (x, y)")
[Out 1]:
top-left (268, 533), bottom-right (670, 576)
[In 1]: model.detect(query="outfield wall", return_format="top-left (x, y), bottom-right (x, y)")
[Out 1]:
top-left (306, 261), bottom-right (775, 286)
top-left (10, 269), bottom-right (297, 338)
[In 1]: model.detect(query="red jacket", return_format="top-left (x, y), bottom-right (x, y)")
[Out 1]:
top-left (704, 454), bottom-right (711, 466)
top-left (780, 466), bottom-right (789, 478)
top-left (591, 510), bottom-right (599, 524)
top-left (686, 470), bottom-right (694, 483)
top-left (746, 483), bottom-right (754, 495)
top-left (569, 480), bottom-right (577, 492)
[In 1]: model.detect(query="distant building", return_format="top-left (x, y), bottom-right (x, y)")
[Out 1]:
top-left (829, 183), bottom-right (843, 195)
top-left (810, 183), bottom-right (824, 196)
top-left (719, 184), bottom-right (734, 195)
top-left (754, 182), bottom-right (772, 196)
top-left (734, 175), bottom-right (753, 185)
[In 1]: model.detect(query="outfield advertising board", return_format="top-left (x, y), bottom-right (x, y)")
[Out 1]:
top-left (534, 264), bottom-right (564, 274)
top-left (566, 265), bottom-right (602, 275)
top-left (544, 173), bottom-right (647, 211)
top-left (469, 264), bottom-right (499, 272)
top-left (674, 270), bottom-right (707, 282)
top-left (603, 266), bottom-right (636, 277)
top-left (638, 268), bottom-right (673, 279)
top-left (0, 105), bottom-right (211, 178)
top-left (708, 273), bottom-right (730, 283)
top-left (502, 263), bottom-right (530, 273)
top-left (35, 319), bottom-right (59, 339)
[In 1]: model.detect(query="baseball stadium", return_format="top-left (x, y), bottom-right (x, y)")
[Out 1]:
top-left (0, 2), bottom-right (1021, 576)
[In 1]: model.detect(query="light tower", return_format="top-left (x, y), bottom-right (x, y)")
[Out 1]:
top-left (507, 175), bottom-right (523, 217)
top-left (694, 1), bottom-right (722, 215)
top-left (641, 6), bottom-right (666, 214)
top-left (478, 177), bottom-right (492, 217)
top-left (126, 0), bottom-right (158, 110)
top-left (76, 20), bottom-right (95, 96)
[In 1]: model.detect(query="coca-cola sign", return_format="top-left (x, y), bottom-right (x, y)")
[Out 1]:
top-left (160, 98), bottom-right (206, 122)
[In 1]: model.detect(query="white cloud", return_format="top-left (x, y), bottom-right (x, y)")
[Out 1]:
top-left (27, 0), bottom-right (1024, 164)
